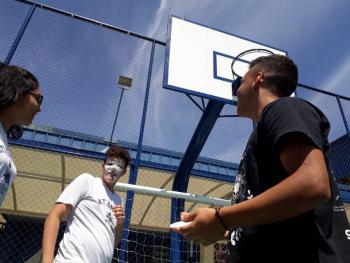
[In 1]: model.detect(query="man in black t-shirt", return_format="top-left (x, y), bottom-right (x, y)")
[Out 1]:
top-left (172, 55), bottom-right (350, 262)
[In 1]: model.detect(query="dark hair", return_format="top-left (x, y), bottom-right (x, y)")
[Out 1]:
top-left (104, 146), bottom-right (131, 168)
top-left (250, 54), bottom-right (298, 97)
top-left (0, 63), bottom-right (39, 139)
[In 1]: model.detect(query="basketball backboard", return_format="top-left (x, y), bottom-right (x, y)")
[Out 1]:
top-left (163, 16), bottom-right (287, 104)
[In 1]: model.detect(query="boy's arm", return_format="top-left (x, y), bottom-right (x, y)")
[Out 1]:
top-left (42, 203), bottom-right (72, 263)
top-left (174, 133), bottom-right (331, 245)
top-left (112, 205), bottom-right (125, 248)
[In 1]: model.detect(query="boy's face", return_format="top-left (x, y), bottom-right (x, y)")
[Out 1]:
top-left (102, 157), bottom-right (126, 189)
top-left (236, 67), bottom-right (256, 117)
top-left (15, 87), bottom-right (42, 126)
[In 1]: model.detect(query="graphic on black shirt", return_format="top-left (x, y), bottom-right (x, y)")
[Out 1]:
top-left (231, 148), bottom-right (253, 205)
top-left (229, 141), bottom-right (254, 251)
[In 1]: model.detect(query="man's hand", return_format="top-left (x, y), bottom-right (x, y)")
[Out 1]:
top-left (112, 205), bottom-right (125, 224)
top-left (171, 208), bottom-right (226, 246)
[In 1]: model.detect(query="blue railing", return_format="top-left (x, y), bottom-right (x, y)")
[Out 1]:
top-left (10, 125), bottom-right (350, 203)
top-left (13, 125), bottom-right (237, 181)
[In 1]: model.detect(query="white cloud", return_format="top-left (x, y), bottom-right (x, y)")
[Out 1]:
top-left (321, 55), bottom-right (350, 93)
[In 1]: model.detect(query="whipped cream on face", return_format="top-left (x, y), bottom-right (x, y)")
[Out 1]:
top-left (103, 158), bottom-right (125, 184)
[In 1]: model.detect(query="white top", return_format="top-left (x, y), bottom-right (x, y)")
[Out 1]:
top-left (0, 123), bottom-right (17, 207)
top-left (55, 173), bottom-right (123, 263)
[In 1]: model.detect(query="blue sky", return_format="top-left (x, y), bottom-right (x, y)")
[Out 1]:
top-left (34, 0), bottom-right (350, 96)
top-left (2, 0), bottom-right (350, 162)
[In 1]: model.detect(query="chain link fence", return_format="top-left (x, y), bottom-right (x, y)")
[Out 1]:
top-left (0, 0), bottom-right (349, 262)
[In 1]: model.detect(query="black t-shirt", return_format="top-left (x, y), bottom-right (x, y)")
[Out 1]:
top-left (227, 97), bottom-right (350, 263)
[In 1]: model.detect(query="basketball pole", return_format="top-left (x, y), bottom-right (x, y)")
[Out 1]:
top-left (170, 99), bottom-right (225, 262)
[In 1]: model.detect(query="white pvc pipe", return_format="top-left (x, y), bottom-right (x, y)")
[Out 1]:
top-left (114, 182), bottom-right (231, 207)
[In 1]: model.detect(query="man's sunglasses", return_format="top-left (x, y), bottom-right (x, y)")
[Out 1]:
top-left (232, 77), bottom-right (242, 97)
top-left (29, 92), bottom-right (44, 106)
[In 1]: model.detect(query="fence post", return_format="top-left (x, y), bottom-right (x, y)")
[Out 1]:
top-left (336, 96), bottom-right (350, 138)
top-left (118, 42), bottom-right (155, 262)
top-left (5, 3), bottom-right (36, 64)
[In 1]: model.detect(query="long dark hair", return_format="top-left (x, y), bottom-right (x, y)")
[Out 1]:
top-left (0, 62), bottom-right (39, 139)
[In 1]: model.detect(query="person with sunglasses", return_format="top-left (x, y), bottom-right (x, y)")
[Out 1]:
top-left (172, 55), bottom-right (350, 262)
top-left (42, 146), bottom-right (130, 263)
top-left (0, 62), bottom-right (42, 207)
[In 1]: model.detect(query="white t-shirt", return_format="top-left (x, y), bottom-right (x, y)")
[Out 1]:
top-left (55, 173), bottom-right (123, 263)
top-left (0, 123), bottom-right (17, 207)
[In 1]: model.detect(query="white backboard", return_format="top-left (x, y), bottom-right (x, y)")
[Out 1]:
top-left (164, 16), bottom-right (287, 103)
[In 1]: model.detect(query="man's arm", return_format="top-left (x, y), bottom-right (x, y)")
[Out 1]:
top-left (175, 133), bottom-right (331, 245)
top-left (42, 203), bottom-right (72, 263)
top-left (112, 205), bottom-right (125, 248)
top-left (220, 133), bottom-right (331, 225)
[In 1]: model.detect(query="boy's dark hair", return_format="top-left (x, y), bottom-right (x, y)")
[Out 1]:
top-left (104, 146), bottom-right (131, 168)
top-left (0, 63), bottom-right (39, 139)
top-left (0, 64), bottom-right (39, 110)
top-left (250, 54), bottom-right (298, 97)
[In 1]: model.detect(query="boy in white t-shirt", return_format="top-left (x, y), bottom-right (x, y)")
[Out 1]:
top-left (42, 146), bottom-right (130, 263)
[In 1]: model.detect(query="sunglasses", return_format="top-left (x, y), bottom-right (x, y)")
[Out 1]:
top-left (29, 92), bottom-right (44, 106)
top-left (231, 76), bottom-right (242, 97)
